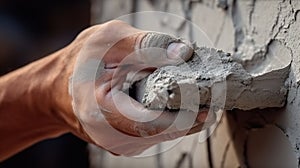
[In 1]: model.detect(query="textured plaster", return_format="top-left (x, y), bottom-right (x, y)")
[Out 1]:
top-left (90, 0), bottom-right (300, 167)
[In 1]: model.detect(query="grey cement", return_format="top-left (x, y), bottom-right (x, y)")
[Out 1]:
top-left (135, 45), bottom-right (291, 111)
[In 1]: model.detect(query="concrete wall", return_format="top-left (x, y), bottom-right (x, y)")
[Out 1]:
top-left (90, 0), bottom-right (300, 167)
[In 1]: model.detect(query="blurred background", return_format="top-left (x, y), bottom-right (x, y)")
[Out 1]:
top-left (0, 0), bottom-right (90, 167)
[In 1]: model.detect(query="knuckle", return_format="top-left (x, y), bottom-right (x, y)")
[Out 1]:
top-left (105, 20), bottom-right (129, 28)
top-left (101, 20), bottom-right (130, 34)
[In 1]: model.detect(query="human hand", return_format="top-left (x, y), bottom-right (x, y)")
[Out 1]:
top-left (57, 20), bottom-right (212, 156)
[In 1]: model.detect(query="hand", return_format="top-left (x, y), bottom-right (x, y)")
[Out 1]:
top-left (62, 20), bottom-right (213, 156)
top-left (66, 20), bottom-right (213, 155)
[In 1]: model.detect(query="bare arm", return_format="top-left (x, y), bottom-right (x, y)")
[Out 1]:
top-left (0, 46), bottom-right (92, 160)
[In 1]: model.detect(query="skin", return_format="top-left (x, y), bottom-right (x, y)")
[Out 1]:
top-left (0, 20), bottom-right (210, 160)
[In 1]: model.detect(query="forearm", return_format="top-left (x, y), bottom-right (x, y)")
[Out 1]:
top-left (0, 48), bottom-right (78, 161)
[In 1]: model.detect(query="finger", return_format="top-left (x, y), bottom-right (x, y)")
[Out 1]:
top-left (113, 32), bottom-right (194, 69)
top-left (98, 57), bottom-right (154, 92)
top-left (137, 32), bottom-right (194, 66)
top-left (96, 87), bottom-right (170, 135)
top-left (96, 86), bottom-right (211, 137)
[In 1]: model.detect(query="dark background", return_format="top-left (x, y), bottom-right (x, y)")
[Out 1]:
top-left (0, 0), bottom-right (91, 167)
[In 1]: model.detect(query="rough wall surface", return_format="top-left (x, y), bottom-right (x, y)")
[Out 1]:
top-left (90, 0), bottom-right (300, 167)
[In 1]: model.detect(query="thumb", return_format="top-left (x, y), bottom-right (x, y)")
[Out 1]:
top-left (136, 32), bottom-right (194, 67)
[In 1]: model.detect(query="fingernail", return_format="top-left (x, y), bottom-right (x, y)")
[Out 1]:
top-left (167, 42), bottom-right (193, 61)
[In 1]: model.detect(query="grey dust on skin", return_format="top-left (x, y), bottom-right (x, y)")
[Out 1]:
top-left (134, 43), bottom-right (291, 111)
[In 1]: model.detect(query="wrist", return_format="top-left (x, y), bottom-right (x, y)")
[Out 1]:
top-left (47, 45), bottom-right (94, 143)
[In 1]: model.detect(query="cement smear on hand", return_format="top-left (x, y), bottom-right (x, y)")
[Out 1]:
top-left (135, 47), bottom-right (290, 111)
